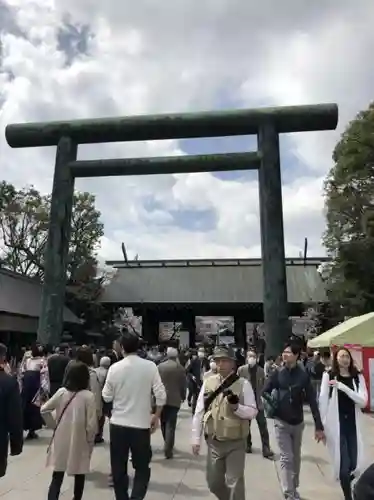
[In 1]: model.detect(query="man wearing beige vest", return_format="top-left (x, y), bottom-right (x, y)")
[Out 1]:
top-left (192, 346), bottom-right (257, 500)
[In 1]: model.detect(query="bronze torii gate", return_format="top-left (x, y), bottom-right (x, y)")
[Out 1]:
top-left (5, 103), bottom-right (338, 356)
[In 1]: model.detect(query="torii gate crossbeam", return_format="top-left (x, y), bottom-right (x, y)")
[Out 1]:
top-left (5, 103), bottom-right (338, 356)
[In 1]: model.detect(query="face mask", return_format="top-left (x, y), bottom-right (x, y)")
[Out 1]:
top-left (198, 352), bottom-right (205, 359)
top-left (210, 361), bottom-right (217, 371)
top-left (247, 357), bottom-right (256, 367)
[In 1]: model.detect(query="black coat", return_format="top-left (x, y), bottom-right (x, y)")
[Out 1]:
top-left (354, 463), bottom-right (374, 500)
top-left (108, 350), bottom-right (123, 365)
top-left (187, 357), bottom-right (210, 387)
top-left (47, 354), bottom-right (70, 396)
top-left (0, 369), bottom-right (23, 477)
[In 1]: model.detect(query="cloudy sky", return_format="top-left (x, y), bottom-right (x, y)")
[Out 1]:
top-left (1, 1), bottom-right (373, 263)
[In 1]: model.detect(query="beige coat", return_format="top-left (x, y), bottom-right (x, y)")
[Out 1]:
top-left (89, 368), bottom-right (103, 418)
top-left (63, 362), bottom-right (103, 418)
top-left (41, 388), bottom-right (97, 475)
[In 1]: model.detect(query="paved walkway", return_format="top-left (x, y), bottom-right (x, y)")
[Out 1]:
top-left (1, 405), bottom-right (374, 499)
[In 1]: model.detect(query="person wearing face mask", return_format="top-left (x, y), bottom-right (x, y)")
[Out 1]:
top-left (238, 348), bottom-right (274, 459)
top-left (187, 348), bottom-right (209, 414)
top-left (204, 359), bottom-right (218, 381)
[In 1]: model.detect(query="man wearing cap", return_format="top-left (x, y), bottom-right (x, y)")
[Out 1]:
top-left (192, 345), bottom-right (258, 500)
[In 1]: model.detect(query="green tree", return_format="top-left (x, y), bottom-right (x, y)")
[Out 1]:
top-left (0, 181), bottom-right (104, 281)
top-left (0, 182), bottom-right (106, 327)
top-left (303, 302), bottom-right (341, 338)
top-left (323, 102), bottom-right (374, 314)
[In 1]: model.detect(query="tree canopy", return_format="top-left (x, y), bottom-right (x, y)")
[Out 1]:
top-left (0, 181), bottom-right (104, 280)
top-left (0, 181), bottom-right (105, 327)
top-left (323, 102), bottom-right (374, 314)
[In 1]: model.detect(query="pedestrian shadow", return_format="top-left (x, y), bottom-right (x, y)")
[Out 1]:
top-left (155, 457), bottom-right (206, 472)
top-left (87, 470), bottom-right (207, 497)
top-left (246, 449), bottom-right (280, 462)
top-left (175, 482), bottom-right (209, 496)
top-left (187, 457), bottom-right (206, 472)
top-left (152, 449), bottom-right (194, 460)
top-left (149, 479), bottom-right (207, 497)
top-left (301, 454), bottom-right (329, 466)
top-left (178, 408), bottom-right (192, 419)
top-left (86, 470), bottom-right (112, 490)
top-left (266, 451), bottom-right (328, 466)
top-left (173, 449), bottom-right (194, 459)
top-left (23, 435), bottom-right (50, 447)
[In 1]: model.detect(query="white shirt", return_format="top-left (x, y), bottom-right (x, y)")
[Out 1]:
top-left (191, 377), bottom-right (258, 445)
top-left (102, 354), bottom-right (166, 429)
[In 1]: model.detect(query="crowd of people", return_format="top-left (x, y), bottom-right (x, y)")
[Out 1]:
top-left (0, 333), bottom-right (373, 500)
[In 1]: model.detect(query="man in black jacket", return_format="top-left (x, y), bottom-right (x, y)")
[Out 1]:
top-left (186, 347), bottom-right (209, 414)
top-left (0, 343), bottom-right (23, 477)
top-left (109, 337), bottom-right (124, 365)
top-left (262, 342), bottom-right (325, 500)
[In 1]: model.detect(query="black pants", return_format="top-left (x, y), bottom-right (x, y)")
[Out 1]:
top-left (160, 405), bottom-right (179, 457)
top-left (189, 379), bottom-right (201, 415)
top-left (96, 415), bottom-right (105, 441)
top-left (47, 471), bottom-right (85, 500)
top-left (110, 423), bottom-right (152, 500)
top-left (340, 415), bottom-right (357, 500)
top-left (247, 409), bottom-right (270, 450)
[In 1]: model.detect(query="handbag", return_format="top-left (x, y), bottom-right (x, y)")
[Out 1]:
top-left (261, 370), bottom-right (280, 418)
top-left (32, 388), bottom-right (49, 408)
top-left (46, 393), bottom-right (77, 454)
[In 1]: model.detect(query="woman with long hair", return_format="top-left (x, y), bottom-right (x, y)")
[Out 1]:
top-left (20, 343), bottom-right (49, 439)
top-left (75, 347), bottom-right (103, 437)
top-left (319, 347), bottom-right (368, 500)
top-left (41, 361), bottom-right (97, 500)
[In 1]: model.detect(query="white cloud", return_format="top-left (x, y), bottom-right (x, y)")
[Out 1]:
top-left (1, 0), bottom-right (373, 262)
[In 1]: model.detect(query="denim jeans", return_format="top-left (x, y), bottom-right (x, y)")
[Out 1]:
top-left (340, 415), bottom-right (357, 500)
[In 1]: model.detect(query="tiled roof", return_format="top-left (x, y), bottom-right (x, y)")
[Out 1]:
top-left (101, 260), bottom-right (327, 305)
top-left (0, 268), bottom-right (80, 323)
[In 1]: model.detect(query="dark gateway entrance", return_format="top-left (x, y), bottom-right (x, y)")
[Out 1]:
top-left (5, 103), bottom-right (338, 355)
top-left (101, 257), bottom-right (328, 348)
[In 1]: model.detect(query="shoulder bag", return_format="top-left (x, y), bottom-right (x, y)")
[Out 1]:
top-left (46, 392), bottom-right (77, 454)
top-left (203, 372), bottom-right (239, 412)
top-left (261, 369), bottom-right (280, 418)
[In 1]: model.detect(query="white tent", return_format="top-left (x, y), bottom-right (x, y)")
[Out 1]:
top-left (307, 312), bottom-right (374, 348)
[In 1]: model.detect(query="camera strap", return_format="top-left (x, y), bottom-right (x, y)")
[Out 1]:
top-left (204, 372), bottom-right (240, 412)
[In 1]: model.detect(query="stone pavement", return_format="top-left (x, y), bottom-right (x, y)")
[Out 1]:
top-left (1, 405), bottom-right (374, 499)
